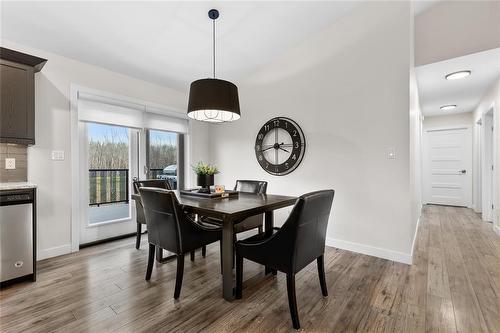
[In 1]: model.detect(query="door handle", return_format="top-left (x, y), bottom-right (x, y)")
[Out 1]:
top-left (459, 170), bottom-right (466, 174)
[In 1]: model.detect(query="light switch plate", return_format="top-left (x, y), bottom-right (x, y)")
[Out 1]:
top-left (5, 158), bottom-right (16, 169)
top-left (51, 150), bottom-right (65, 161)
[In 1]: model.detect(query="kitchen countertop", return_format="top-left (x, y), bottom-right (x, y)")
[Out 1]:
top-left (0, 182), bottom-right (37, 191)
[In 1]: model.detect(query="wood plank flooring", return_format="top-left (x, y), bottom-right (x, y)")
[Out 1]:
top-left (1, 205), bottom-right (499, 332)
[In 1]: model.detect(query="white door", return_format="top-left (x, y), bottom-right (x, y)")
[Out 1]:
top-left (423, 127), bottom-right (472, 207)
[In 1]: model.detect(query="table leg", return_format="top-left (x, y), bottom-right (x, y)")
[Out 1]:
top-left (264, 211), bottom-right (274, 275)
top-left (265, 211), bottom-right (274, 234)
top-left (221, 215), bottom-right (235, 301)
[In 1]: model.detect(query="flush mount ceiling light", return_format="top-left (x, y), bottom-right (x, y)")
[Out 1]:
top-left (445, 70), bottom-right (471, 80)
top-left (187, 9), bottom-right (240, 123)
top-left (440, 104), bottom-right (457, 110)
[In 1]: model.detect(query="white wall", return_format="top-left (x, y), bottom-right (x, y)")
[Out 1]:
top-left (423, 112), bottom-right (473, 129)
top-left (0, 40), bottom-right (208, 260)
top-left (473, 79), bottom-right (500, 232)
top-left (415, 1), bottom-right (500, 66)
top-left (209, 2), bottom-right (415, 264)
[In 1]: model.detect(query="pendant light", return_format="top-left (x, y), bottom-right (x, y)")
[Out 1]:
top-left (187, 9), bottom-right (241, 123)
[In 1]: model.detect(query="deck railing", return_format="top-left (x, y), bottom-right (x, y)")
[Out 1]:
top-left (149, 168), bottom-right (164, 180)
top-left (89, 169), bottom-right (129, 206)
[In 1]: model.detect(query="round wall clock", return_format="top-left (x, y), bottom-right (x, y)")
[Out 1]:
top-left (254, 117), bottom-right (306, 176)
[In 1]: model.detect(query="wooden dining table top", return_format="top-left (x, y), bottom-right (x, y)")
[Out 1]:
top-left (174, 191), bottom-right (298, 220)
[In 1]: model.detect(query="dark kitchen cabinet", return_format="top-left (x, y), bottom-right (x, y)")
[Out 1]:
top-left (0, 48), bottom-right (46, 145)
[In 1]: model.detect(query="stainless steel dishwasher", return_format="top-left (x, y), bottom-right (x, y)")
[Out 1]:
top-left (0, 188), bottom-right (36, 287)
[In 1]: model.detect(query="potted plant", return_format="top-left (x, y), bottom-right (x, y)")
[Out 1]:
top-left (192, 161), bottom-right (219, 193)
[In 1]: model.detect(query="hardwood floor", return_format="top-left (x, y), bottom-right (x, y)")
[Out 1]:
top-left (1, 205), bottom-right (499, 332)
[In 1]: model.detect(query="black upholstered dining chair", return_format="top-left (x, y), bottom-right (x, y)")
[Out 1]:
top-left (235, 190), bottom-right (335, 330)
top-left (132, 179), bottom-right (171, 250)
top-left (203, 180), bottom-right (268, 235)
top-left (139, 187), bottom-right (221, 299)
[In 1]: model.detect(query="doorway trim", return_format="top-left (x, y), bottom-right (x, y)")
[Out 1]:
top-left (480, 104), bottom-right (497, 224)
top-left (70, 84), bottom-right (189, 252)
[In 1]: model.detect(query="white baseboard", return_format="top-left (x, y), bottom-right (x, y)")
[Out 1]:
top-left (326, 237), bottom-right (412, 265)
top-left (494, 224), bottom-right (500, 236)
top-left (37, 244), bottom-right (72, 261)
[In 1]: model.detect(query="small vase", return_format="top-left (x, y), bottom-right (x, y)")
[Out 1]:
top-left (197, 174), bottom-right (214, 193)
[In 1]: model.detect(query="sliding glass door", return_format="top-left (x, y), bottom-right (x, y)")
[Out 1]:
top-left (78, 124), bottom-right (185, 245)
top-left (79, 122), bottom-right (139, 245)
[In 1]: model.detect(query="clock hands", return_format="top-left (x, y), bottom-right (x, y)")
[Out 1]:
top-left (261, 146), bottom-right (275, 152)
top-left (260, 142), bottom-right (292, 152)
top-left (259, 140), bottom-right (291, 165)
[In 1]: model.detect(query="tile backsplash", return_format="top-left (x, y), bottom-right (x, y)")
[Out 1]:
top-left (0, 143), bottom-right (28, 182)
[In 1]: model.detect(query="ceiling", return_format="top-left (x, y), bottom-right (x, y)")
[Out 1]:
top-left (1, 1), bottom-right (438, 92)
top-left (416, 48), bottom-right (500, 117)
top-left (1, 1), bottom-right (363, 91)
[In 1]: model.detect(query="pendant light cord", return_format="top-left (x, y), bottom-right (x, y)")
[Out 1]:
top-left (212, 18), bottom-right (216, 78)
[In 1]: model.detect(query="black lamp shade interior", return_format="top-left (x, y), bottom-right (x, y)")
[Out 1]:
top-left (187, 78), bottom-right (240, 122)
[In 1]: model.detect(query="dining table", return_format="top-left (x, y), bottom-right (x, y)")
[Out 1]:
top-left (173, 190), bottom-right (298, 301)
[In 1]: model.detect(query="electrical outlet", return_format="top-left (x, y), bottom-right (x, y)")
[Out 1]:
top-left (5, 158), bottom-right (16, 169)
top-left (51, 150), bottom-right (65, 160)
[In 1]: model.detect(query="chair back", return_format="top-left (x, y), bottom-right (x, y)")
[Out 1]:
top-left (234, 180), bottom-right (267, 194)
top-left (133, 179), bottom-right (172, 194)
top-left (138, 187), bottom-right (181, 253)
top-left (281, 190), bottom-right (334, 272)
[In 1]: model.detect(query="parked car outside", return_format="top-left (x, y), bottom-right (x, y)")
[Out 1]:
top-left (157, 164), bottom-right (177, 189)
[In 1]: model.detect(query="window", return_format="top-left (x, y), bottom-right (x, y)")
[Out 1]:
top-left (146, 129), bottom-right (183, 189)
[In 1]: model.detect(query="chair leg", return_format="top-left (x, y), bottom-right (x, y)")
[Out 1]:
top-left (135, 223), bottom-right (142, 249)
top-left (236, 254), bottom-right (244, 299)
top-left (202, 245), bottom-right (206, 257)
top-left (145, 244), bottom-right (155, 280)
top-left (317, 255), bottom-right (328, 297)
top-left (190, 250), bottom-right (195, 261)
top-left (286, 273), bottom-right (300, 330)
top-left (174, 254), bottom-right (185, 299)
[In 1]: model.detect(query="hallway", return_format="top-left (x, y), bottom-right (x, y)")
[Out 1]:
top-left (415, 205), bottom-right (499, 332)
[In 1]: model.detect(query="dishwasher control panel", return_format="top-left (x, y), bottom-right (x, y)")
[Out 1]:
top-left (0, 191), bottom-right (34, 205)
